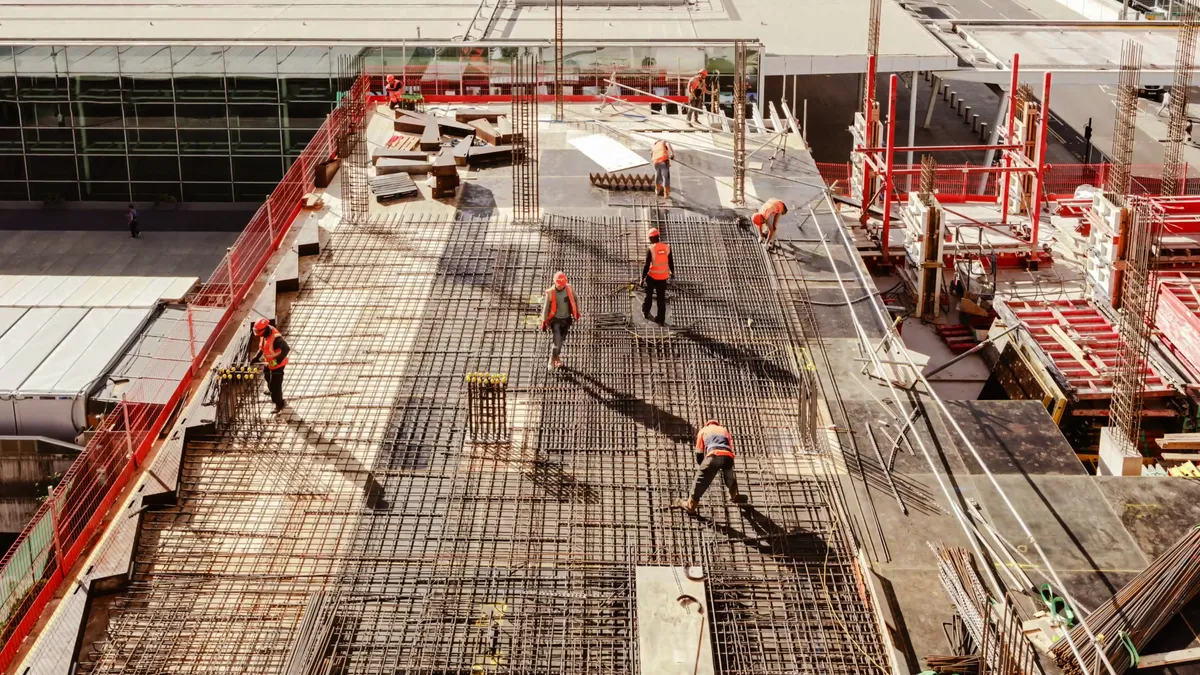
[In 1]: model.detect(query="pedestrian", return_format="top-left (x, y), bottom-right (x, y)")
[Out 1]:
top-left (1157, 90), bottom-right (1172, 118)
top-left (641, 227), bottom-right (673, 324)
top-left (540, 271), bottom-right (581, 370)
top-left (651, 139), bottom-right (674, 200)
top-left (686, 69), bottom-right (708, 124)
top-left (676, 419), bottom-right (747, 513)
top-left (127, 203), bottom-right (140, 239)
top-left (752, 198), bottom-right (788, 250)
top-left (597, 67), bottom-right (620, 113)
top-left (252, 318), bottom-right (290, 414)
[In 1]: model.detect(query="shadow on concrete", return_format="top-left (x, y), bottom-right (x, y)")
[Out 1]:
top-left (284, 413), bottom-right (389, 510)
top-left (697, 504), bottom-right (829, 562)
top-left (675, 327), bottom-right (799, 386)
top-left (562, 367), bottom-right (696, 445)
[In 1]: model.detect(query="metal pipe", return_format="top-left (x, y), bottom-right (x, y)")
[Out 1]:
top-left (859, 143), bottom-right (1023, 153)
top-left (861, 54), bottom-right (878, 218)
top-left (1030, 71), bottom-right (1052, 254)
top-left (881, 74), bottom-right (898, 265)
top-left (1001, 53), bottom-right (1020, 224)
top-left (907, 70), bottom-right (918, 192)
top-left (924, 324), bottom-right (1021, 379)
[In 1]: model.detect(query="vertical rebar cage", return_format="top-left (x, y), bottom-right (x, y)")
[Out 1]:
top-left (512, 50), bottom-right (541, 222)
top-left (732, 41), bottom-right (748, 206)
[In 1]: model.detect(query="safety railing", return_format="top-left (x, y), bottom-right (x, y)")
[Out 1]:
top-left (371, 64), bottom-right (702, 98)
top-left (0, 71), bottom-right (370, 672)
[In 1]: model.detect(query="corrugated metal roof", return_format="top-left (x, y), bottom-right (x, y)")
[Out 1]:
top-left (20, 307), bottom-right (152, 394)
top-left (0, 307), bottom-right (88, 393)
top-left (0, 276), bottom-right (198, 308)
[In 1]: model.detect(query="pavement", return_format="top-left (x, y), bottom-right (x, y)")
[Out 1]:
top-left (0, 230), bottom-right (238, 279)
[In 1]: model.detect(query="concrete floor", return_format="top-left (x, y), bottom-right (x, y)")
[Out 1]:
top-left (0, 230), bottom-right (238, 279)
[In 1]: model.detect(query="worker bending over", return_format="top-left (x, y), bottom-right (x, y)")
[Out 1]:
top-left (541, 271), bottom-right (581, 370)
top-left (642, 228), bottom-right (674, 324)
top-left (753, 198), bottom-right (788, 249)
top-left (686, 69), bottom-right (708, 124)
top-left (252, 319), bottom-right (290, 414)
top-left (677, 419), bottom-right (747, 513)
top-left (652, 139), bottom-right (675, 200)
top-left (384, 74), bottom-right (404, 109)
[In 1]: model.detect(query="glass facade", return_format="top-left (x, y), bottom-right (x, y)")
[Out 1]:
top-left (0, 44), bottom-right (759, 203)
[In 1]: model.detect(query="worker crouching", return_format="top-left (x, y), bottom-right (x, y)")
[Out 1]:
top-left (541, 271), bottom-right (581, 370)
top-left (677, 419), bottom-right (748, 513)
top-left (252, 318), bottom-right (290, 414)
top-left (752, 198), bottom-right (788, 250)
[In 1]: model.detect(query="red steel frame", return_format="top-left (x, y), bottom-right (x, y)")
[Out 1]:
top-left (856, 54), bottom-right (1050, 262)
top-left (0, 72), bottom-right (372, 673)
top-left (1157, 272), bottom-right (1200, 383)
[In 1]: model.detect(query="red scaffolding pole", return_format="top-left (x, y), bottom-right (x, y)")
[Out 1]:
top-left (1001, 53), bottom-right (1020, 224)
top-left (881, 74), bottom-right (899, 265)
top-left (860, 54), bottom-right (877, 226)
top-left (1030, 72), bottom-right (1052, 254)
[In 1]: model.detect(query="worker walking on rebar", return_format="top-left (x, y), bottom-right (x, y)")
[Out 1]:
top-left (677, 419), bottom-right (747, 513)
top-left (541, 271), bottom-right (581, 370)
top-left (752, 198), bottom-right (788, 250)
top-left (252, 318), bottom-right (290, 414)
top-left (652, 139), bottom-right (674, 200)
top-left (642, 228), bottom-right (673, 324)
top-left (686, 69), bottom-right (708, 124)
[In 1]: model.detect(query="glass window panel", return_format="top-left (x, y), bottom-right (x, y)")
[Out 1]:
top-left (232, 156), bottom-right (281, 183)
top-left (380, 47), bottom-right (404, 69)
top-left (223, 46), bottom-right (278, 76)
top-left (0, 102), bottom-right (17, 128)
top-left (279, 77), bottom-right (334, 103)
top-left (73, 76), bottom-right (122, 101)
top-left (0, 76), bottom-right (15, 102)
top-left (118, 47), bottom-right (173, 78)
top-left (231, 129), bottom-right (281, 155)
top-left (0, 129), bottom-right (22, 152)
top-left (181, 155), bottom-right (231, 182)
top-left (174, 77), bottom-right (225, 101)
top-left (125, 102), bottom-right (175, 128)
top-left (65, 47), bottom-right (117, 75)
top-left (14, 48), bottom-right (66, 76)
top-left (30, 182), bottom-right (79, 202)
top-left (0, 182), bottom-right (28, 200)
top-left (284, 129), bottom-right (316, 154)
top-left (228, 104), bottom-right (279, 129)
top-left (27, 155), bottom-right (77, 181)
top-left (131, 182), bottom-right (182, 203)
top-left (176, 103), bottom-right (226, 129)
top-left (0, 47), bottom-right (12, 76)
top-left (171, 46), bottom-right (226, 76)
top-left (276, 47), bottom-right (331, 78)
top-left (16, 76), bottom-right (69, 101)
top-left (124, 77), bottom-right (174, 102)
top-left (73, 103), bottom-right (123, 128)
top-left (129, 155), bottom-right (180, 182)
top-left (183, 182), bottom-right (232, 202)
top-left (284, 101), bottom-right (331, 130)
top-left (76, 155), bottom-right (129, 182)
top-left (75, 129), bottom-right (126, 154)
top-left (23, 128), bottom-right (74, 154)
top-left (228, 77), bottom-right (279, 102)
top-left (80, 181), bottom-right (131, 200)
top-left (179, 130), bottom-right (230, 154)
top-left (0, 156), bottom-right (25, 181)
top-left (127, 129), bottom-right (177, 154)
top-left (234, 182), bottom-right (274, 202)
top-left (20, 102), bottom-right (70, 128)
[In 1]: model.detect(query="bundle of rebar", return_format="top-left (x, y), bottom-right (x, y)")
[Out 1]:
top-left (1051, 526), bottom-right (1200, 675)
top-left (466, 371), bottom-right (509, 442)
top-left (280, 589), bottom-right (343, 675)
top-left (215, 363), bottom-right (262, 429)
top-left (925, 655), bottom-right (979, 674)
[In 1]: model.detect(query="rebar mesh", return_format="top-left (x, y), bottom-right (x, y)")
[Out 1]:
top-left (1163, 3), bottom-right (1198, 196)
top-left (1108, 40), bottom-right (1143, 205)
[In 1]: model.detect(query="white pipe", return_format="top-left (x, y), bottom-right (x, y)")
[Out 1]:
top-left (907, 70), bottom-right (918, 192)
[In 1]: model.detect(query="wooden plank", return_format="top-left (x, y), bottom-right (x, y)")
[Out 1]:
top-left (394, 114), bottom-right (427, 134)
top-left (1138, 647), bottom-right (1200, 669)
top-left (1044, 324), bottom-right (1101, 377)
top-left (375, 158), bottom-right (432, 175)
top-left (420, 122), bottom-right (442, 152)
top-left (465, 144), bottom-right (512, 167)
top-left (469, 118), bottom-right (499, 145)
top-left (456, 108), bottom-right (502, 123)
top-left (431, 148), bottom-right (457, 176)
top-left (371, 149), bottom-right (429, 165)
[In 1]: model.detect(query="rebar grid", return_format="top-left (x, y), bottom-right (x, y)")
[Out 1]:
top-left (79, 207), bottom-right (886, 674)
top-left (554, 0), bottom-right (565, 121)
top-left (512, 51), bottom-right (541, 222)
top-left (919, 155), bottom-right (937, 205)
top-left (1163, 2), bottom-right (1198, 196)
top-left (732, 41), bottom-right (748, 207)
top-left (1111, 197), bottom-right (1165, 454)
top-left (1108, 40), bottom-right (1143, 205)
top-left (338, 53), bottom-right (370, 221)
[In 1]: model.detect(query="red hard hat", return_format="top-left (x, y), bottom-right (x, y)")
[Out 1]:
top-left (647, 228), bottom-right (660, 239)
top-left (752, 213), bottom-right (765, 226)
top-left (554, 271), bottom-right (568, 287)
top-left (386, 74), bottom-right (396, 83)
top-left (700, 69), bottom-right (708, 76)
top-left (706, 419), bottom-right (719, 427)
top-left (253, 318), bottom-right (271, 336)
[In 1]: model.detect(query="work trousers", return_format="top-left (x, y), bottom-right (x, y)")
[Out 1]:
top-left (690, 454), bottom-right (738, 502)
top-left (129, 218), bottom-right (139, 238)
top-left (265, 367), bottom-right (286, 410)
top-left (654, 161), bottom-right (671, 190)
top-left (687, 93), bottom-right (703, 122)
top-left (642, 278), bottom-right (667, 323)
top-left (549, 318), bottom-right (573, 358)
top-left (758, 213), bottom-right (779, 240)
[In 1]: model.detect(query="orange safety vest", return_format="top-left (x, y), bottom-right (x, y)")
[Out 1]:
top-left (647, 242), bottom-right (671, 281)
top-left (688, 75), bottom-right (706, 94)
top-left (758, 198), bottom-right (786, 219)
top-left (545, 284), bottom-right (580, 320)
top-left (652, 140), bottom-right (671, 165)
top-left (261, 328), bottom-right (288, 370)
top-left (696, 423), bottom-right (735, 458)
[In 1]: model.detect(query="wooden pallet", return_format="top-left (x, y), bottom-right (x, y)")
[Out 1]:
top-left (368, 173), bottom-right (419, 201)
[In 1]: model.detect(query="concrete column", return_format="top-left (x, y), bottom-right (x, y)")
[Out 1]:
top-left (908, 70), bottom-right (919, 191)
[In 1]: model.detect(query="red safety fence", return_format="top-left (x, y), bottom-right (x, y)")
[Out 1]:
top-left (371, 64), bottom-right (706, 99)
top-left (0, 71), bottom-right (370, 672)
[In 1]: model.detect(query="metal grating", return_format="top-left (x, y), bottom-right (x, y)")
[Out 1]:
top-left (77, 207), bottom-right (887, 674)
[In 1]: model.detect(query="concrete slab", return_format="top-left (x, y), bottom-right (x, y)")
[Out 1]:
top-left (634, 566), bottom-right (714, 675)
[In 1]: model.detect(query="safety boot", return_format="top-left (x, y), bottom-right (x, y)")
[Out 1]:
top-left (729, 490), bottom-right (748, 505)
top-left (664, 187), bottom-right (671, 200)
top-left (675, 498), bottom-right (697, 513)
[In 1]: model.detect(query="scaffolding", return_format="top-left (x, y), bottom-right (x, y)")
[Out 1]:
top-left (1163, 3), bottom-right (1198, 196)
top-left (511, 50), bottom-right (541, 222)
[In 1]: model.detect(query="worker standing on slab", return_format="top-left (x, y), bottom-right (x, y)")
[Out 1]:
top-left (651, 139), bottom-right (674, 200)
top-left (752, 198), bottom-right (788, 250)
top-left (677, 419), bottom-right (747, 513)
top-left (253, 318), bottom-right (290, 414)
top-left (541, 271), bottom-right (581, 370)
top-left (686, 69), bottom-right (708, 124)
top-left (642, 228), bottom-right (673, 324)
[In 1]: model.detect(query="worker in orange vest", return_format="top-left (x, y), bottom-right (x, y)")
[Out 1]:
top-left (677, 419), bottom-right (747, 513)
top-left (385, 74), bottom-right (403, 109)
top-left (252, 318), bottom-right (290, 414)
top-left (651, 139), bottom-right (675, 199)
top-left (686, 69), bottom-right (708, 124)
top-left (752, 198), bottom-right (788, 249)
top-left (641, 228), bottom-right (674, 324)
top-left (540, 271), bottom-right (581, 370)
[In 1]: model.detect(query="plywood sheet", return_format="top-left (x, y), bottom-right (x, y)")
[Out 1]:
top-left (568, 134), bottom-right (648, 172)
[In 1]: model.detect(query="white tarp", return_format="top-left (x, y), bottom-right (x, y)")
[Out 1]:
top-left (568, 134), bottom-right (648, 172)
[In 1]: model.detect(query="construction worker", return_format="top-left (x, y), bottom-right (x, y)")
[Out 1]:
top-left (541, 271), bottom-right (581, 370)
top-left (597, 66), bottom-right (620, 113)
top-left (641, 228), bottom-right (673, 324)
top-left (652, 139), bottom-right (675, 199)
top-left (686, 69), bottom-right (708, 124)
top-left (385, 74), bottom-right (403, 109)
top-left (252, 318), bottom-right (290, 414)
top-left (677, 419), bottom-right (747, 513)
top-left (752, 198), bottom-right (788, 249)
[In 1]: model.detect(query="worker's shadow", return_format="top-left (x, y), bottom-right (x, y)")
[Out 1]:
top-left (696, 504), bottom-right (828, 563)
top-left (560, 367), bottom-right (695, 444)
top-left (284, 413), bottom-right (389, 511)
top-left (675, 327), bottom-right (799, 387)
top-left (483, 442), bottom-right (599, 504)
